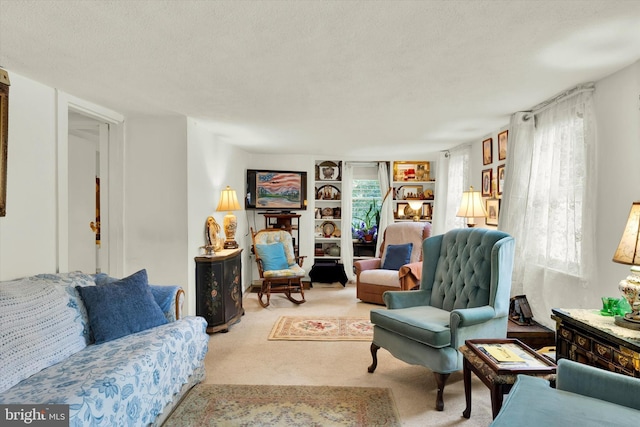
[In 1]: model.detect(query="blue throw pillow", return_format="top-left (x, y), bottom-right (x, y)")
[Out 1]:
top-left (76, 269), bottom-right (168, 344)
top-left (382, 243), bottom-right (413, 270)
top-left (255, 242), bottom-right (289, 271)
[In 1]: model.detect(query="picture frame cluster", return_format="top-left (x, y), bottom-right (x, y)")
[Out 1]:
top-left (480, 129), bottom-right (508, 226)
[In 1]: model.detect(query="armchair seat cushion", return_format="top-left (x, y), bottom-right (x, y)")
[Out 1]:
top-left (371, 306), bottom-right (451, 348)
top-left (359, 269), bottom-right (401, 287)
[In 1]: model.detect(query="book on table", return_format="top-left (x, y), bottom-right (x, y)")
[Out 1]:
top-left (465, 339), bottom-right (557, 375)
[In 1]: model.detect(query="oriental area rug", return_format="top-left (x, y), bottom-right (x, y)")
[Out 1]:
top-left (163, 384), bottom-right (401, 427)
top-left (268, 316), bottom-right (373, 341)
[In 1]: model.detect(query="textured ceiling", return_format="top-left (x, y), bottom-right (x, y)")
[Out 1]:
top-left (1, 1), bottom-right (640, 157)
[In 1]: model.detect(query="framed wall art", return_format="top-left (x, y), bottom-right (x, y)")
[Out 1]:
top-left (497, 164), bottom-right (505, 195)
top-left (0, 69), bottom-right (10, 217)
top-left (498, 130), bottom-right (508, 161)
top-left (393, 161), bottom-right (430, 181)
top-left (396, 203), bottom-right (408, 219)
top-left (482, 138), bottom-right (493, 165)
top-left (486, 199), bottom-right (500, 226)
top-left (397, 185), bottom-right (423, 200)
top-left (481, 168), bottom-right (493, 197)
top-left (422, 203), bottom-right (432, 219)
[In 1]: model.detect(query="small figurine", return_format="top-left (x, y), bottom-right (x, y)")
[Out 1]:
top-left (202, 216), bottom-right (224, 255)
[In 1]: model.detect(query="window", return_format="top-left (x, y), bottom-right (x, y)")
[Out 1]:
top-left (351, 165), bottom-right (381, 240)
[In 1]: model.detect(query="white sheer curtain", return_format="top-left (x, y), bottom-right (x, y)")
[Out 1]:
top-left (340, 162), bottom-right (355, 282)
top-left (432, 145), bottom-right (470, 235)
top-left (376, 162), bottom-right (392, 256)
top-left (500, 88), bottom-right (597, 326)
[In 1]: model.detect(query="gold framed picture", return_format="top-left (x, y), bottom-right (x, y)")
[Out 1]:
top-left (0, 70), bottom-right (9, 217)
top-left (497, 164), bottom-right (505, 195)
top-left (498, 130), bottom-right (508, 161)
top-left (486, 199), bottom-right (500, 226)
top-left (481, 168), bottom-right (493, 197)
top-left (482, 138), bottom-right (493, 165)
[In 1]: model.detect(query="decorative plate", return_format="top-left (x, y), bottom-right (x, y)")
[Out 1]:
top-left (317, 161), bottom-right (341, 181)
top-left (321, 221), bottom-right (336, 237)
top-left (322, 207), bottom-right (334, 217)
top-left (316, 185), bottom-right (341, 200)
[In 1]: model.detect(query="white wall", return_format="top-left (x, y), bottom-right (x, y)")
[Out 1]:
top-left (186, 119), bottom-right (249, 316)
top-left (594, 60), bottom-right (640, 295)
top-left (0, 73), bottom-right (58, 279)
top-left (124, 116), bottom-right (189, 291)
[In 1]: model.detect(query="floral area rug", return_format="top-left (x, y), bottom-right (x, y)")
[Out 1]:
top-left (268, 316), bottom-right (373, 341)
top-left (163, 384), bottom-right (400, 427)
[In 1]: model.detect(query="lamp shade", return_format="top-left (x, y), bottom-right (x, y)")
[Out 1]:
top-left (613, 202), bottom-right (640, 266)
top-left (216, 186), bottom-right (241, 212)
top-left (408, 200), bottom-right (423, 211)
top-left (456, 186), bottom-right (487, 218)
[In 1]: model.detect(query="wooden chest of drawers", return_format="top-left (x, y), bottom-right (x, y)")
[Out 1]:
top-left (552, 308), bottom-right (640, 378)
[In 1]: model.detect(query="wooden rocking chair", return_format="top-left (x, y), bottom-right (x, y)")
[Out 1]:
top-left (251, 228), bottom-right (306, 307)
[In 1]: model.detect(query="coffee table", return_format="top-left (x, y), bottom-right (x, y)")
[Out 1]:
top-left (460, 338), bottom-right (557, 419)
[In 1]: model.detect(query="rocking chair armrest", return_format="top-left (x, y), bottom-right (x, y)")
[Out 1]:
top-left (255, 258), bottom-right (265, 275)
top-left (295, 255), bottom-right (307, 267)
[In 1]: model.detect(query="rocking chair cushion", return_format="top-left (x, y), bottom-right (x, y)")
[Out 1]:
top-left (263, 264), bottom-right (305, 278)
top-left (255, 243), bottom-right (288, 271)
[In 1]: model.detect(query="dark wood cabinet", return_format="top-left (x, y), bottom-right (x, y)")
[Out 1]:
top-left (552, 308), bottom-right (640, 378)
top-left (506, 319), bottom-right (555, 350)
top-left (195, 248), bottom-right (243, 333)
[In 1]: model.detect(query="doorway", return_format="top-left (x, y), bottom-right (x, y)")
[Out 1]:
top-left (68, 111), bottom-right (108, 273)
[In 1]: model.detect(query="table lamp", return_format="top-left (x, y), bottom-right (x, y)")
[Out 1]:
top-left (408, 200), bottom-right (423, 221)
top-left (216, 186), bottom-right (242, 249)
top-left (456, 186), bottom-right (487, 227)
top-left (612, 201), bottom-right (640, 328)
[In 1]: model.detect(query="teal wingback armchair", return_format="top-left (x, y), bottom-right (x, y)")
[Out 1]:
top-left (368, 228), bottom-right (515, 411)
top-left (491, 359), bottom-right (640, 426)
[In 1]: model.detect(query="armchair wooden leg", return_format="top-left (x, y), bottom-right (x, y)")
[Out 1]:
top-left (368, 343), bottom-right (380, 373)
top-left (434, 372), bottom-right (450, 411)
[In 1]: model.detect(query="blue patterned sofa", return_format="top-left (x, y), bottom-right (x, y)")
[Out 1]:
top-left (0, 271), bottom-right (209, 426)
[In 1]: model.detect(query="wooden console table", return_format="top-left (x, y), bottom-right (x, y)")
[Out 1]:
top-left (195, 248), bottom-right (243, 333)
top-left (552, 308), bottom-right (640, 377)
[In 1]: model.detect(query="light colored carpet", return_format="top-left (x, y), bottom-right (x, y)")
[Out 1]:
top-left (164, 384), bottom-right (400, 426)
top-left (204, 282), bottom-right (494, 427)
top-left (268, 316), bottom-right (373, 341)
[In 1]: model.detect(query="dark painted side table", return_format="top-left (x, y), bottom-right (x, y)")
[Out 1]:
top-left (195, 248), bottom-right (243, 333)
top-left (552, 308), bottom-right (640, 377)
